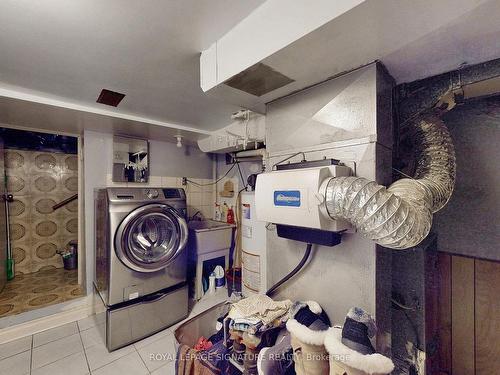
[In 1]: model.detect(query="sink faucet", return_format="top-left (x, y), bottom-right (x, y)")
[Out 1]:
top-left (188, 211), bottom-right (204, 222)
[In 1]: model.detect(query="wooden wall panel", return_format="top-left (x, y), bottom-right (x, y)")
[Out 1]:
top-left (437, 253), bottom-right (452, 374)
top-left (451, 256), bottom-right (475, 375)
top-left (475, 259), bottom-right (500, 374)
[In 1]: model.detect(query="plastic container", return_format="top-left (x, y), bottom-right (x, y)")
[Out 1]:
top-left (208, 272), bottom-right (216, 294)
top-left (214, 265), bottom-right (225, 288)
top-left (59, 241), bottom-right (78, 270)
top-left (63, 254), bottom-right (77, 270)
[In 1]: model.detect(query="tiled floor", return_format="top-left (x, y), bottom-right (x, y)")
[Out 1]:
top-left (0, 289), bottom-right (230, 375)
top-left (0, 269), bottom-right (84, 318)
top-left (0, 314), bottom-right (177, 375)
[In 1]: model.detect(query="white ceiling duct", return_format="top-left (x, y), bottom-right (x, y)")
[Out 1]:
top-left (197, 111), bottom-right (265, 153)
top-left (200, 0), bottom-right (498, 113)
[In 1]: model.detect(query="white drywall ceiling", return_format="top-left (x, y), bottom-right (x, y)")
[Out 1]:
top-left (0, 0), bottom-right (265, 134)
top-left (1, 0), bottom-right (500, 137)
top-left (382, 0), bottom-right (500, 83)
top-left (202, 0), bottom-right (500, 111)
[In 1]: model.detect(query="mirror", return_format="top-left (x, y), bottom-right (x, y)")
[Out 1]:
top-left (112, 136), bottom-right (149, 183)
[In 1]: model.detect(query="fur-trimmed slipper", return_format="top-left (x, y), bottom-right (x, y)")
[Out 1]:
top-left (286, 318), bottom-right (329, 346)
top-left (324, 327), bottom-right (394, 375)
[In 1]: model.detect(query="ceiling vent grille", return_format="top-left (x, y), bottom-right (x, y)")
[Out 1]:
top-left (224, 62), bottom-right (294, 97)
top-left (96, 89), bottom-right (126, 107)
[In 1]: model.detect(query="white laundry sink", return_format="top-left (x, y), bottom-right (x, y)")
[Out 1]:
top-left (188, 220), bottom-right (235, 255)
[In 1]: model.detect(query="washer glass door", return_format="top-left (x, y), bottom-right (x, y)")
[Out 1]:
top-left (115, 204), bottom-right (188, 272)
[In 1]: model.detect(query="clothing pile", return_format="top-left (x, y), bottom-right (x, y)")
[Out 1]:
top-left (176, 296), bottom-right (394, 375)
top-left (226, 295), bottom-right (293, 374)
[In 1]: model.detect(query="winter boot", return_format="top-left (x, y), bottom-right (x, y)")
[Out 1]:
top-left (324, 308), bottom-right (394, 375)
top-left (288, 319), bottom-right (330, 375)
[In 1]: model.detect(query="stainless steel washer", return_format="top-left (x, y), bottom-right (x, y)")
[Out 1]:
top-left (94, 187), bottom-right (189, 350)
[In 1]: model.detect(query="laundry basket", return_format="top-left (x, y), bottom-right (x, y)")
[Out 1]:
top-left (174, 302), bottom-right (230, 348)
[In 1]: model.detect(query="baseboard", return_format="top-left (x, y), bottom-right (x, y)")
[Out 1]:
top-left (0, 295), bottom-right (94, 344)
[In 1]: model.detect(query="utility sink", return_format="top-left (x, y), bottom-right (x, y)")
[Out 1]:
top-left (188, 220), bottom-right (235, 255)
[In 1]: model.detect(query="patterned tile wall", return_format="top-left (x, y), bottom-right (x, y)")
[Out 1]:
top-left (5, 149), bottom-right (78, 275)
top-left (105, 174), bottom-right (215, 220)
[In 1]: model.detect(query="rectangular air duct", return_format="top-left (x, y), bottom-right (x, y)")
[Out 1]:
top-left (224, 62), bottom-right (294, 97)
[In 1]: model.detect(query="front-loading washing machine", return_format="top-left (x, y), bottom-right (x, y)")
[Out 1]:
top-left (94, 187), bottom-right (189, 350)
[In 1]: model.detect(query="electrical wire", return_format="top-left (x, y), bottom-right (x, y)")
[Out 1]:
top-left (236, 161), bottom-right (246, 187)
top-left (185, 162), bottom-right (237, 186)
top-left (266, 243), bottom-right (313, 296)
top-left (391, 297), bottom-right (418, 311)
top-left (232, 186), bottom-right (249, 270)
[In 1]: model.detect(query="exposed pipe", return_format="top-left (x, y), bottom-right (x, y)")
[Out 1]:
top-left (52, 193), bottom-right (78, 211)
top-left (324, 112), bottom-right (455, 249)
top-left (266, 243), bottom-right (313, 296)
top-left (235, 148), bottom-right (267, 158)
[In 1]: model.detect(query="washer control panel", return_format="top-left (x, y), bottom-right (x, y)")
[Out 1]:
top-left (144, 189), bottom-right (159, 199)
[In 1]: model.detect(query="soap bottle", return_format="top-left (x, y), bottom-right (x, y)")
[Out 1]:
top-left (221, 201), bottom-right (228, 222)
top-left (227, 206), bottom-right (235, 224)
top-left (214, 203), bottom-right (221, 221)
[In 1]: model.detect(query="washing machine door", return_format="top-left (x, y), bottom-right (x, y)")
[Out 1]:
top-left (115, 203), bottom-right (188, 273)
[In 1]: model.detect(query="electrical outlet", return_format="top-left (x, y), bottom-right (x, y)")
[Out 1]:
top-left (182, 177), bottom-right (187, 185)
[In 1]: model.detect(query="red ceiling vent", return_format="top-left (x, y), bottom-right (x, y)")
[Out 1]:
top-left (96, 89), bottom-right (125, 107)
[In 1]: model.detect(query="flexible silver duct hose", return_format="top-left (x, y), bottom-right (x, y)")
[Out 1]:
top-left (325, 113), bottom-right (455, 249)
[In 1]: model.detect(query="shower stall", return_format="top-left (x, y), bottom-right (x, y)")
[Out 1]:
top-left (0, 128), bottom-right (84, 319)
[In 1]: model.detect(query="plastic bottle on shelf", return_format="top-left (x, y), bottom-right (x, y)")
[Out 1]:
top-left (214, 203), bottom-right (221, 221)
top-left (208, 272), bottom-right (216, 294)
top-left (221, 201), bottom-right (229, 222)
top-left (214, 265), bottom-right (225, 288)
top-left (227, 206), bottom-right (235, 224)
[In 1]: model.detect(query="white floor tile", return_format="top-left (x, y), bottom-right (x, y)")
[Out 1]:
top-left (136, 333), bottom-right (176, 372)
top-left (133, 327), bottom-right (172, 350)
top-left (0, 350), bottom-right (31, 375)
top-left (84, 342), bottom-right (135, 371)
top-left (80, 323), bottom-right (105, 349)
top-left (31, 333), bottom-right (83, 369)
top-left (0, 335), bottom-right (32, 361)
top-left (91, 351), bottom-right (148, 375)
top-left (150, 359), bottom-right (175, 375)
top-left (33, 322), bottom-right (79, 347)
top-left (78, 313), bottom-right (105, 332)
top-left (31, 351), bottom-right (89, 375)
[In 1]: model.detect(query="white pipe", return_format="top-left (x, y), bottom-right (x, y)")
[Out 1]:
top-left (235, 148), bottom-right (267, 158)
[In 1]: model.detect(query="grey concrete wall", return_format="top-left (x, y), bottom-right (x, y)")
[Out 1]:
top-left (435, 97), bottom-right (500, 260)
top-left (396, 59), bottom-right (500, 261)
top-left (263, 63), bottom-right (393, 326)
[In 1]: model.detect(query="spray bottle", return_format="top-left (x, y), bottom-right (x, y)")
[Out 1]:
top-left (227, 206), bottom-right (235, 224)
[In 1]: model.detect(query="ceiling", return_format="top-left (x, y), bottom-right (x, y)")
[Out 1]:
top-left (201, 0), bottom-right (500, 112)
top-left (382, 0), bottom-right (500, 83)
top-left (1, 0), bottom-right (499, 140)
top-left (0, 0), bottom-right (265, 133)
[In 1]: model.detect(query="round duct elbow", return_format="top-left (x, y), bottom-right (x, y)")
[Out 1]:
top-left (325, 114), bottom-right (455, 249)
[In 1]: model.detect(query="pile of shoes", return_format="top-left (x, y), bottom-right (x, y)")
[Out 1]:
top-left (256, 302), bottom-right (394, 375)
top-left (176, 295), bottom-right (394, 375)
